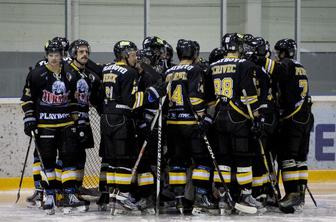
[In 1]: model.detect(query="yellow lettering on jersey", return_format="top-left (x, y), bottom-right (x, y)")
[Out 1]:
top-left (25, 88), bottom-right (31, 97)
top-left (103, 73), bottom-right (117, 83)
top-left (166, 72), bottom-right (187, 81)
top-left (295, 67), bottom-right (306, 76)
top-left (212, 65), bottom-right (236, 75)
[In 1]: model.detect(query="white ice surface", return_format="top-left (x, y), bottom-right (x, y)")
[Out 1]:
top-left (1, 190), bottom-right (336, 222)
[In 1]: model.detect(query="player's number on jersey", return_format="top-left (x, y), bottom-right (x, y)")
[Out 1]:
top-left (299, 79), bottom-right (308, 97)
top-left (105, 86), bottom-right (113, 100)
top-left (170, 84), bottom-right (184, 106)
top-left (214, 77), bottom-right (233, 98)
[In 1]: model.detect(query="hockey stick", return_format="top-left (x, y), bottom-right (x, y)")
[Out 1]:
top-left (130, 96), bottom-right (166, 182)
top-left (31, 131), bottom-right (49, 185)
top-left (182, 85), bottom-right (257, 214)
top-left (156, 97), bottom-right (164, 216)
top-left (306, 185), bottom-right (317, 207)
top-left (242, 89), bottom-right (280, 204)
top-left (15, 136), bottom-right (33, 204)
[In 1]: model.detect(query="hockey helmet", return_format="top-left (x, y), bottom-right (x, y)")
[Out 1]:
top-left (221, 33), bottom-right (244, 53)
top-left (68, 39), bottom-right (90, 59)
top-left (163, 40), bottom-right (174, 60)
top-left (44, 40), bottom-right (64, 55)
top-left (114, 40), bottom-right (138, 60)
top-left (176, 39), bottom-right (196, 60)
top-left (52, 37), bottom-right (69, 52)
top-left (274, 38), bottom-right (296, 58)
top-left (208, 47), bottom-right (226, 64)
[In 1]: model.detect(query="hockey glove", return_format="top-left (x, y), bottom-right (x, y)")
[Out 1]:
top-left (251, 116), bottom-right (265, 138)
top-left (198, 115), bottom-right (213, 135)
top-left (23, 116), bottom-right (37, 137)
top-left (146, 81), bottom-right (167, 103)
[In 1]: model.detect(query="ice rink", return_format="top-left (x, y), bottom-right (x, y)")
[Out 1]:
top-left (1, 182), bottom-right (335, 222)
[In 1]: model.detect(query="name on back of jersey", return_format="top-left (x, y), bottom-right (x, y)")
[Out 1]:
top-left (102, 64), bottom-right (127, 74)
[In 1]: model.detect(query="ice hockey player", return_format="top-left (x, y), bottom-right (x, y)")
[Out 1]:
top-left (21, 40), bottom-right (86, 214)
top-left (142, 36), bottom-right (166, 73)
top-left (160, 40), bottom-right (175, 72)
top-left (208, 47), bottom-right (226, 65)
top-left (35, 37), bottom-right (70, 68)
top-left (255, 38), bottom-right (314, 213)
top-left (208, 33), bottom-right (265, 214)
top-left (99, 40), bottom-right (165, 215)
top-left (164, 39), bottom-right (214, 215)
top-left (133, 36), bottom-right (165, 215)
top-left (65, 39), bottom-right (102, 210)
top-left (242, 36), bottom-right (279, 206)
top-left (26, 38), bottom-right (71, 208)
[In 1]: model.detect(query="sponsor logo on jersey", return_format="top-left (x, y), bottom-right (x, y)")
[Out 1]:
top-left (75, 78), bottom-right (89, 104)
top-left (42, 80), bottom-right (69, 105)
top-left (39, 112), bottom-right (70, 120)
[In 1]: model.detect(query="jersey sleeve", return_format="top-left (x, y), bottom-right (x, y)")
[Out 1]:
top-left (187, 65), bottom-right (206, 113)
top-left (239, 62), bottom-right (259, 111)
top-left (21, 70), bottom-right (36, 118)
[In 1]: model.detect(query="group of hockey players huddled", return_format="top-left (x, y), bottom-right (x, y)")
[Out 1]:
top-left (21, 33), bottom-right (314, 216)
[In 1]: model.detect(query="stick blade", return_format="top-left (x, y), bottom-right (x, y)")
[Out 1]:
top-left (234, 203), bottom-right (257, 214)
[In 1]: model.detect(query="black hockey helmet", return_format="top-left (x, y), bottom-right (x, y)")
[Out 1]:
top-left (52, 37), bottom-right (69, 52)
top-left (163, 40), bottom-right (173, 60)
top-left (193, 40), bottom-right (200, 57)
top-left (142, 36), bottom-right (165, 65)
top-left (44, 40), bottom-right (64, 55)
top-left (265, 40), bottom-right (271, 58)
top-left (136, 48), bottom-right (152, 65)
top-left (253, 37), bottom-right (268, 57)
top-left (221, 33), bottom-right (244, 53)
top-left (243, 33), bottom-right (254, 43)
top-left (114, 40), bottom-right (138, 60)
top-left (274, 38), bottom-right (296, 58)
top-left (176, 39), bottom-right (196, 60)
top-left (68, 39), bottom-right (90, 59)
top-left (242, 37), bottom-right (258, 60)
top-left (209, 47), bottom-right (226, 64)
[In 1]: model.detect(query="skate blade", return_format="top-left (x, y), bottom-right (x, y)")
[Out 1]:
top-left (62, 205), bottom-right (87, 214)
top-left (27, 201), bottom-right (42, 209)
top-left (112, 208), bottom-right (141, 216)
top-left (98, 204), bottom-right (108, 211)
top-left (234, 203), bottom-right (257, 214)
top-left (141, 208), bottom-right (155, 215)
top-left (177, 207), bottom-right (184, 215)
top-left (192, 207), bottom-right (210, 216)
top-left (45, 208), bottom-right (55, 215)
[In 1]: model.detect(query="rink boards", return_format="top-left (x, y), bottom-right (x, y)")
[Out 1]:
top-left (0, 96), bottom-right (336, 190)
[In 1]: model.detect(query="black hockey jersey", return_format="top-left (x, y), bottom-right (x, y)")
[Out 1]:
top-left (21, 64), bottom-right (77, 128)
top-left (101, 62), bottom-right (143, 116)
top-left (261, 58), bottom-right (310, 119)
top-left (66, 62), bottom-right (102, 122)
top-left (165, 64), bottom-right (205, 125)
top-left (209, 56), bottom-right (258, 119)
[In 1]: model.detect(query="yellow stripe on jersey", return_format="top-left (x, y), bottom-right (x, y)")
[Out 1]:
top-left (240, 95), bottom-right (258, 105)
top-left (37, 121), bottom-right (74, 128)
top-left (133, 91), bottom-right (144, 109)
top-left (166, 120), bottom-right (198, 125)
top-left (21, 100), bottom-right (33, 107)
top-left (229, 101), bottom-right (250, 119)
top-left (189, 97), bottom-right (204, 106)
